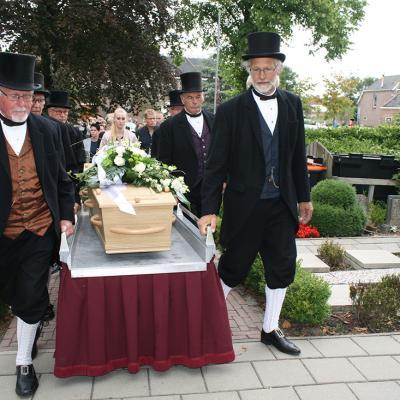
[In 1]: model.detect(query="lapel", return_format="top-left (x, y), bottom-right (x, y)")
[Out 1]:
top-left (27, 114), bottom-right (45, 185)
top-left (243, 89), bottom-right (264, 152)
top-left (176, 110), bottom-right (197, 156)
top-left (0, 124), bottom-right (11, 179)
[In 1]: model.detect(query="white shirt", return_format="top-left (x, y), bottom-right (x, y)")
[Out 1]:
top-left (1, 120), bottom-right (27, 156)
top-left (252, 90), bottom-right (278, 134)
top-left (185, 112), bottom-right (204, 137)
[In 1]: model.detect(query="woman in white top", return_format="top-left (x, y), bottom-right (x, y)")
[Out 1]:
top-left (99, 107), bottom-right (138, 148)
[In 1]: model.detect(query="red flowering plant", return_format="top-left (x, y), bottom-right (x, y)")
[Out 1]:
top-left (296, 223), bottom-right (320, 238)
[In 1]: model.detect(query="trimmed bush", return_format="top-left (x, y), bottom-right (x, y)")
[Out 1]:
top-left (245, 257), bottom-right (331, 325)
top-left (281, 263), bottom-right (331, 325)
top-left (350, 275), bottom-right (400, 331)
top-left (311, 203), bottom-right (367, 236)
top-left (317, 240), bottom-right (347, 270)
top-left (311, 179), bottom-right (358, 209)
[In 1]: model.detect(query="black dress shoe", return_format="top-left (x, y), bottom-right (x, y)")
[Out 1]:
top-left (16, 364), bottom-right (38, 397)
top-left (261, 328), bottom-right (301, 355)
top-left (31, 321), bottom-right (43, 360)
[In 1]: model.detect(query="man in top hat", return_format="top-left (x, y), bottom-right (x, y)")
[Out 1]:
top-left (158, 73), bottom-right (214, 216)
top-left (0, 52), bottom-right (75, 396)
top-left (30, 72), bottom-right (49, 116)
top-left (198, 32), bottom-right (313, 355)
top-left (151, 89), bottom-right (184, 158)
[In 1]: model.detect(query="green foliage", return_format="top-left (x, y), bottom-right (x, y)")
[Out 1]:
top-left (305, 125), bottom-right (400, 158)
top-left (245, 258), bottom-right (331, 325)
top-left (368, 201), bottom-right (387, 226)
top-left (350, 275), bottom-right (400, 331)
top-left (174, 0), bottom-right (367, 93)
top-left (0, 1), bottom-right (177, 113)
top-left (311, 179), bottom-right (358, 209)
top-left (311, 203), bottom-right (367, 237)
top-left (282, 263), bottom-right (331, 325)
top-left (317, 240), bottom-right (347, 271)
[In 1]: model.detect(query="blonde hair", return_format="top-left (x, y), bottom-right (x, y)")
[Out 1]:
top-left (111, 107), bottom-right (127, 140)
top-left (144, 108), bottom-right (156, 119)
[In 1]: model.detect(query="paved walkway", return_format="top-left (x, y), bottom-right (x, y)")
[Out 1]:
top-left (0, 236), bottom-right (400, 399)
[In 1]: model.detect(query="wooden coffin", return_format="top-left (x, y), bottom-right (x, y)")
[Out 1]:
top-left (84, 186), bottom-right (176, 254)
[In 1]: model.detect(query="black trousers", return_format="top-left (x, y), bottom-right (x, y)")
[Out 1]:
top-left (218, 198), bottom-right (298, 289)
top-left (188, 181), bottom-right (202, 218)
top-left (0, 227), bottom-right (56, 324)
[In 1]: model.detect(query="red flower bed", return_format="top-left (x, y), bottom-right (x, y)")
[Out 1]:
top-left (296, 223), bottom-right (320, 238)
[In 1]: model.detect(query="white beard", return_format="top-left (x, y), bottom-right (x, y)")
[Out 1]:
top-left (11, 110), bottom-right (29, 123)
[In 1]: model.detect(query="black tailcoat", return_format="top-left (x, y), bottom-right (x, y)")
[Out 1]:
top-left (202, 88), bottom-right (310, 245)
top-left (0, 114), bottom-right (75, 236)
top-left (157, 109), bottom-right (214, 189)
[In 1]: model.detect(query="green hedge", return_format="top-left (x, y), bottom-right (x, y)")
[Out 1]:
top-left (244, 257), bottom-right (331, 325)
top-left (311, 179), bottom-right (358, 209)
top-left (305, 126), bottom-right (400, 158)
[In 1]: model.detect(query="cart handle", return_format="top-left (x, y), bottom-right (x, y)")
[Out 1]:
top-left (90, 214), bottom-right (103, 227)
top-left (109, 226), bottom-right (165, 235)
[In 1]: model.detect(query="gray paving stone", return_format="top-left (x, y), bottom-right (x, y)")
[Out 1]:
top-left (328, 284), bottom-right (352, 306)
top-left (268, 340), bottom-right (323, 359)
top-left (349, 381), bottom-right (400, 400)
top-left (202, 363), bottom-right (262, 391)
top-left (297, 254), bottom-right (330, 272)
top-left (182, 392), bottom-right (240, 400)
top-left (240, 387), bottom-right (299, 400)
top-left (310, 338), bottom-right (367, 357)
top-left (349, 356), bottom-right (400, 380)
top-left (0, 375), bottom-right (26, 400)
top-left (0, 354), bottom-right (17, 374)
top-left (233, 342), bottom-right (275, 362)
top-left (253, 359), bottom-right (314, 387)
top-left (302, 358), bottom-right (365, 383)
top-left (33, 374), bottom-right (93, 400)
top-left (125, 397), bottom-right (180, 400)
top-left (345, 250), bottom-right (400, 269)
top-left (392, 334), bottom-right (400, 343)
top-left (149, 366), bottom-right (206, 396)
top-left (352, 335), bottom-right (400, 355)
top-left (295, 383), bottom-right (357, 400)
top-left (33, 351), bottom-right (55, 374)
top-left (296, 248), bottom-right (312, 254)
top-left (93, 369), bottom-right (149, 398)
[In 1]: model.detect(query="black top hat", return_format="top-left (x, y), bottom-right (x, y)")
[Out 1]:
top-left (0, 52), bottom-right (39, 91)
top-left (167, 90), bottom-right (183, 107)
top-left (242, 32), bottom-right (286, 62)
top-left (34, 72), bottom-right (49, 96)
top-left (180, 72), bottom-right (204, 93)
top-left (46, 90), bottom-right (71, 109)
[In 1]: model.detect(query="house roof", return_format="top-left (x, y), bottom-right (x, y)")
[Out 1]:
top-left (382, 94), bottom-right (400, 108)
top-left (167, 57), bottom-right (210, 74)
top-left (366, 75), bottom-right (400, 91)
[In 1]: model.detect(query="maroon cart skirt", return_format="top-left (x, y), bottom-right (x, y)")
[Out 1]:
top-left (54, 261), bottom-right (235, 377)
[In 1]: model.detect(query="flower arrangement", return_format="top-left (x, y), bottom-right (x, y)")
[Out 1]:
top-left (296, 223), bottom-right (320, 238)
top-left (75, 140), bottom-right (189, 204)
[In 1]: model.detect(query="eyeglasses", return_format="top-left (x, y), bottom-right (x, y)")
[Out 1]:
top-left (51, 108), bottom-right (69, 115)
top-left (250, 66), bottom-right (277, 75)
top-left (0, 88), bottom-right (34, 102)
top-left (33, 97), bottom-right (46, 104)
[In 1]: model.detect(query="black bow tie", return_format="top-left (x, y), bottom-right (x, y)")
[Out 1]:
top-left (185, 110), bottom-right (202, 118)
top-left (252, 87), bottom-right (277, 101)
top-left (0, 113), bottom-right (26, 127)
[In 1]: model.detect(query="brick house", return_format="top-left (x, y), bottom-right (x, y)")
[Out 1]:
top-left (357, 75), bottom-right (400, 126)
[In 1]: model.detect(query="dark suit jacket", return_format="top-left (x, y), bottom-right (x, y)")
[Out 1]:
top-left (157, 109), bottom-right (214, 189)
top-left (0, 114), bottom-right (75, 236)
top-left (202, 88), bottom-right (310, 245)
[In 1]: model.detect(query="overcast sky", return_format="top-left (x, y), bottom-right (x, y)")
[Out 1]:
top-left (184, 0), bottom-right (399, 93)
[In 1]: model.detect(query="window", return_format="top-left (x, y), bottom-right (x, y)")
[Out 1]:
top-left (385, 117), bottom-right (392, 123)
top-left (373, 94), bottom-right (377, 108)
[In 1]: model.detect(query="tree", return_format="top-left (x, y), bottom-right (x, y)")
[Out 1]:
top-left (173, 0), bottom-right (367, 94)
top-left (322, 75), bottom-right (355, 125)
top-left (0, 0), bottom-right (178, 114)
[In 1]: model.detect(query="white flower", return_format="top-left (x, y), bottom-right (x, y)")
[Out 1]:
top-left (160, 178), bottom-right (171, 187)
top-left (171, 178), bottom-right (183, 193)
top-left (114, 155), bottom-right (125, 166)
top-left (133, 162), bottom-right (146, 174)
top-left (116, 146), bottom-right (125, 156)
top-left (168, 165), bottom-right (177, 171)
top-left (155, 184), bottom-right (163, 192)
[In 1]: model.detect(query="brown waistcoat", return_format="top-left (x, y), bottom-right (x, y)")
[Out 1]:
top-left (3, 131), bottom-right (53, 239)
